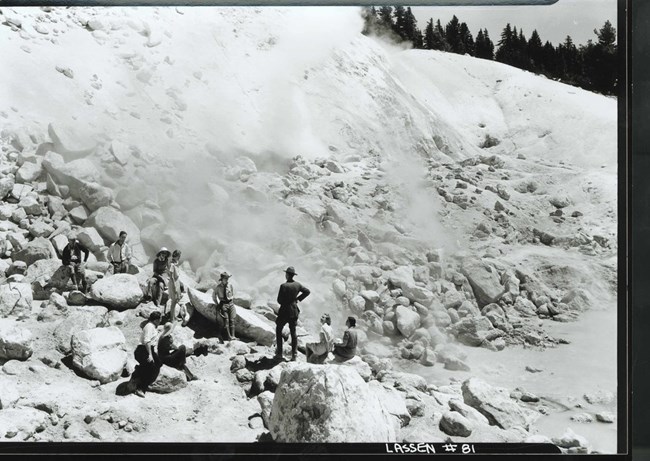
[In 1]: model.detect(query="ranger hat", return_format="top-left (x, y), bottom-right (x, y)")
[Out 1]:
top-left (284, 266), bottom-right (297, 276)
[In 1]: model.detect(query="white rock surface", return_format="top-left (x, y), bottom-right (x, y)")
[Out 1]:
top-left (71, 326), bottom-right (127, 384)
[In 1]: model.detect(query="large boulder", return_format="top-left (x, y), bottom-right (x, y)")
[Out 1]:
top-left (187, 288), bottom-right (225, 331)
top-left (401, 283), bottom-right (435, 304)
top-left (53, 305), bottom-right (108, 354)
top-left (377, 370), bottom-right (428, 392)
top-left (368, 380), bottom-right (411, 427)
top-left (71, 326), bottom-right (127, 384)
top-left (12, 237), bottom-right (57, 266)
top-left (395, 305), bottom-right (421, 338)
top-left (234, 306), bottom-right (276, 346)
top-left (76, 227), bottom-right (106, 253)
top-left (0, 319), bottom-right (34, 360)
top-left (461, 377), bottom-right (539, 430)
top-left (24, 258), bottom-right (69, 290)
top-left (89, 274), bottom-right (144, 310)
top-left (461, 259), bottom-right (504, 308)
top-left (268, 364), bottom-right (400, 442)
top-left (42, 151), bottom-right (101, 196)
top-left (447, 316), bottom-right (495, 347)
top-left (16, 160), bottom-right (43, 183)
top-left (78, 181), bottom-right (114, 212)
top-left (0, 177), bottom-right (14, 199)
top-left (85, 206), bottom-right (141, 246)
top-left (149, 366), bottom-right (187, 393)
top-left (0, 282), bottom-right (33, 318)
top-left (439, 411), bottom-right (474, 437)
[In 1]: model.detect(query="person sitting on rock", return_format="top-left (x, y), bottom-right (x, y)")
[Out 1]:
top-left (147, 247), bottom-right (171, 307)
top-left (332, 316), bottom-right (359, 362)
top-left (306, 313), bottom-right (334, 364)
top-left (213, 271), bottom-right (237, 341)
top-left (275, 266), bottom-right (310, 362)
top-left (131, 311), bottom-right (163, 398)
top-left (107, 230), bottom-right (132, 274)
top-left (60, 231), bottom-right (89, 292)
top-left (157, 322), bottom-right (198, 381)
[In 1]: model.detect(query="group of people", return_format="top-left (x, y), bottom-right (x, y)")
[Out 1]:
top-left (58, 231), bottom-right (361, 396)
top-left (125, 311), bottom-right (206, 398)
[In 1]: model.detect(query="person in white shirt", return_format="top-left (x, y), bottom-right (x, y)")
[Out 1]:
top-left (306, 313), bottom-right (334, 363)
top-left (132, 311), bottom-right (163, 398)
top-left (107, 231), bottom-right (132, 274)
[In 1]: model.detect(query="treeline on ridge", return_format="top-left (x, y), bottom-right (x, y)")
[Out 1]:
top-left (361, 6), bottom-right (617, 96)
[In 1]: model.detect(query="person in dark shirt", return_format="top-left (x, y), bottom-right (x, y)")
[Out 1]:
top-left (60, 233), bottom-right (90, 292)
top-left (333, 316), bottom-right (359, 362)
top-left (275, 266), bottom-right (310, 361)
top-left (157, 322), bottom-right (198, 381)
top-left (147, 247), bottom-right (170, 306)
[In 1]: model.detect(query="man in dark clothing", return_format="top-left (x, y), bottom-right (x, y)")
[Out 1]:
top-left (275, 266), bottom-right (310, 361)
top-left (60, 233), bottom-right (90, 292)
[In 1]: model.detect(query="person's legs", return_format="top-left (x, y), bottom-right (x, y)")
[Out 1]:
top-left (275, 317), bottom-right (288, 358)
top-left (77, 264), bottom-right (87, 292)
top-left (227, 303), bottom-right (237, 340)
top-left (289, 318), bottom-right (298, 361)
top-left (67, 264), bottom-right (78, 290)
top-left (169, 296), bottom-right (178, 323)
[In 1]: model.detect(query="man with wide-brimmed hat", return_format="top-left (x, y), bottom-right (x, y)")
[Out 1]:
top-left (213, 271), bottom-right (237, 341)
top-left (275, 266), bottom-right (310, 361)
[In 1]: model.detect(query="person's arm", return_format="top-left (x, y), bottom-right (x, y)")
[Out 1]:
top-left (61, 245), bottom-right (69, 264)
top-left (297, 284), bottom-right (310, 302)
top-left (226, 283), bottom-right (233, 301)
top-left (340, 330), bottom-right (350, 348)
top-left (277, 285), bottom-right (283, 305)
top-left (107, 244), bottom-right (115, 263)
top-left (124, 243), bottom-right (132, 263)
top-left (81, 244), bottom-right (90, 262)
top-left (212, 288), bottom-right (220, 305)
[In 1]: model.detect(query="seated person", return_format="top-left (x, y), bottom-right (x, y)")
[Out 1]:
top-left (146, 247), bottom-right (170, 306)
top-left (333, 316), bottom-right (359, 362)
top-left (306, 313), bottom-right (334, 364)
top-left (60, 232), bottom-right (89, 292)
top-left (157, 322), bottom-right (198, 381)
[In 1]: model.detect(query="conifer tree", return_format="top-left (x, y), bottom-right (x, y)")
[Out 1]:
top-left (527, 29), bottom-right (544, 71)
top-left (445, 15), bottom-right (463, 54)
top-left (459, 22), bottom-right (475, 56)
top-left (424, 18), bottom-right (435, 50)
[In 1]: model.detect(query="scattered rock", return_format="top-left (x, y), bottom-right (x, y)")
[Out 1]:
top-left (149, 366), bottom-right (188, 393)
top-left (0, 319), bottom-right (34, 360)
top-left (439, 411), bottom-right (473, 437)
top-left (71, 326), bottom-right (127, 383)
top-left (89, 274), bottom-right (144, 310)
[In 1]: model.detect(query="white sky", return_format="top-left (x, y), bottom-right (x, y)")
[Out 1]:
top-left (412, 0), bottom-right (618, 46)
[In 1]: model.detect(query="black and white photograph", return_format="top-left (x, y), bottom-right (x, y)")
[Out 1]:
top-left (0, 0), bottom-right (622, 454)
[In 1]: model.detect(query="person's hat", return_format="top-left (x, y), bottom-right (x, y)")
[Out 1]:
top-left (220, 271), bottom-right (231, 279)
top-left (157, 247), bottom-right (171, 257)
top-left (162, 322), bottom-right (174, 334)
top-left (67, 230), bottom-right (78, 240)
top-left (284, 266), bottom-right (297, 276)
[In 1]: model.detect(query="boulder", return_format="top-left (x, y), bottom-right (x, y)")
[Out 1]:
top-left (401, 283), bottom-right (434, 304)
top-left (448, 316), bottom-right (495, 347)
top-left (69, 206), bottom-right (89, 224)
top-left (0, 408), bottom-right (49, 439)
top-left (16, 160), bottom-right (43, 184)
top-left (85, 207), bottom-right (140, 246)
top-left (19, 196), bottom-right (42, 215)
top-left (234, 306), bottom-right (276, 346)
top-left (42, 152), bottom-right (101, 196)
top-left (448, 398), bottom-right (491, 425)
top-left (187, 288), bottom-right (224, 330)
top-left (377, 370), bottom-right (428, 392)
top-left (89, 274), bottom-right (143, 310)
top-left (514, 297), bottom-right (538, 317)
top-left (443, 289), bottom-right (464, 309)
top-left (24, 258), bottom-right (69, 290)
top-left (0, 319), bottom-right (34, 360)
top-left (0, 282), bottom-right (33, 318)
top-left (461, 259), bottom-right (504, 308)
top-left (461, 377), bottom-right (538, 430)
top-left (0, 177), bottom-right (15, 199)
top-left (149, 366), bottom-right (188, 393)
top-left (386, 266), bottom-right (415, 289)
top-left (53, 305), bottom-right (108, 354)
top-left (76, 227), bottom-right (106, 252)
top-left (71, 326), bottom-right (127, 383)
top-left (12, 237), bottom-right (57, 266)
top-left (552, 428), bottom-right (590, 449)
top-left (395, 305), bottom-right (421, 338)
top-left (439, 411), bottom-right (474, 437)
top-left (78, 181), bottom-right (114, 212)
top-left (28, 221), bottom-right (54, 238)
top-left (268, 364), bottom-right (400, 442)
top-left (326, 355), bottom-right (372, 381)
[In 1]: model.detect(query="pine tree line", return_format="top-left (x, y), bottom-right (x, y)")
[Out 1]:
top-left (361, 7), bottom-right (617, 95)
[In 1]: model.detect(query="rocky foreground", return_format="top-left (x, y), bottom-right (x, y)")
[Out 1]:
top-left (0, 118), bottom-right (617, 451)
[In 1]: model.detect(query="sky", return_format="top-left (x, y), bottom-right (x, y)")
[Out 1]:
top-left (412, 0), bottom-right (618, 46)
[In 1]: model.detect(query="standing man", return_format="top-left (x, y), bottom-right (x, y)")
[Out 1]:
top-left (213, 271), bottom-right (236, 341)
top-left (275, 266), bottom-right (310, 361)
top-left (107, 231), bottom-right (132, 274)
top-left (61, 231), bottom-right (90, 292)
